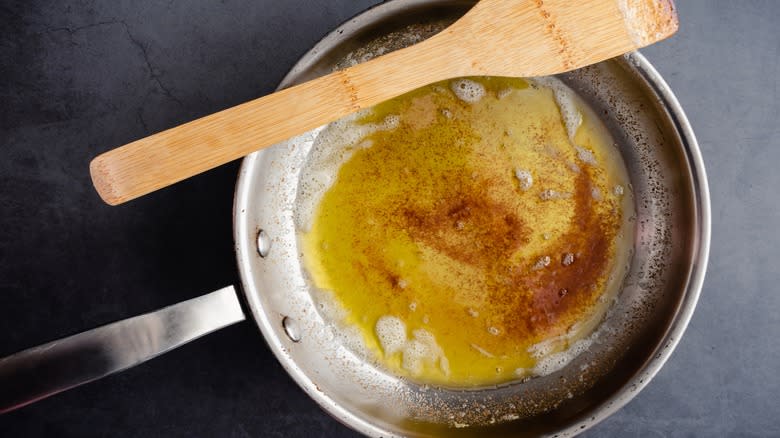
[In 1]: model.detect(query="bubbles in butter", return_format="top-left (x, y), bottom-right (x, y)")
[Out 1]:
top-left (514, 168), bottom-right (533, 191)
top-left (530, 333), bottom-right (597, 376)
top-left (576, 145), bottom-right (599, 166)
top-left (450, 78), bottom-right (486, 103)
top-left (376, 316), bottom-right (449, 377)
top-left (376, 315), bottom-right (406, 355)
top-left (530, 76), bottom-right (582, 143)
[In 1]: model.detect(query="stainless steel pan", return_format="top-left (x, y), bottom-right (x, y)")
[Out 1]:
top-left (0, 1), bottom-right (710, 436)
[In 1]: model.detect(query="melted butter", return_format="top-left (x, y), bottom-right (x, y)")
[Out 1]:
top-left (300, 77), bottom-right (634, 387)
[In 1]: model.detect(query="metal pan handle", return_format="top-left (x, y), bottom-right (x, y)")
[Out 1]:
top-left (0, 286), bottom-right (245, 414)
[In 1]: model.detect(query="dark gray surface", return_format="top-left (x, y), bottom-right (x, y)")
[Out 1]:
top-left (0, 1), bottom-right (776, 437)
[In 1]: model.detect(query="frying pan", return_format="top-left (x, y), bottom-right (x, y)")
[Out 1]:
top-left (0, 1), bottom-right (710, 436)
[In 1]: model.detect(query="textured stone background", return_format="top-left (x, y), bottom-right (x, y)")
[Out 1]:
top-left (1, 1), bottom-right (778, 436)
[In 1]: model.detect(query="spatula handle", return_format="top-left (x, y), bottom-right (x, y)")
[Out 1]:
top-left (89, 44), bottom-right (455, 205)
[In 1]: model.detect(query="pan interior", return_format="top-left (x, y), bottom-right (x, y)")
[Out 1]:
top-left (296, 75), bottom-right (636, 389)
top-left (233, 1), bottom-right (708, 437)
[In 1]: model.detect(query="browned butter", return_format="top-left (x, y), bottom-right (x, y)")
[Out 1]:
top-left (299, 76), bottom-right (634, 386)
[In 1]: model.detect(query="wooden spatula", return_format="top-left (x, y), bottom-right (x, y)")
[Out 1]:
top-left (90, 0), bottom-right (677, 205)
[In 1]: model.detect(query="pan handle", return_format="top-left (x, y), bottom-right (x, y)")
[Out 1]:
top-left (0, 285), bottom-right (245, 414)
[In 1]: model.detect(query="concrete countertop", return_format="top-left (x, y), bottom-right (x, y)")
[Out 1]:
top-left (1, 1), bottom-right (777, 436)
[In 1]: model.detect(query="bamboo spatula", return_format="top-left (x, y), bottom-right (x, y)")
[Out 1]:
top-left (90, 0), bottom-right (677, 205)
